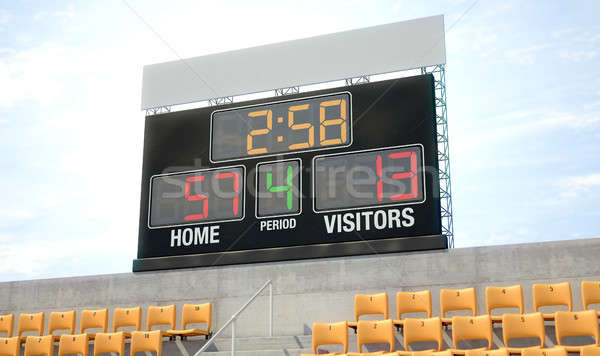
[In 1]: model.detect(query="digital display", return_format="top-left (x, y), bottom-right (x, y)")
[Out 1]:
top-left (149, 166), bottom-right (245, 228)
top-left (256, 159), bottom-right (301, 218)
top-left (211, 92), bottom-right (351, 162)
top-left (313, 145), bottom-right (425, 212)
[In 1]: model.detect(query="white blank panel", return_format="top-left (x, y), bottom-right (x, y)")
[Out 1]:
top-left (141, 15), bottom-right (445, 110)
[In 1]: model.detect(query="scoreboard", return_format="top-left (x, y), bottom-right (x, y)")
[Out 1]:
top-left (134, 74), bottom-right (445, 272)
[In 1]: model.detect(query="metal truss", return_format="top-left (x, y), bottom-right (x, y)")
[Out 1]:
top-left (274, 86), bottom-right (299, 96)
top-left (345, 75), bottom-right (370, 86)
top-left (421, 64), bottom-right (454, 248)
top-left (145, 106), bottom-right (172, 116)
top-left (208, 96), bottom-right (234, 106)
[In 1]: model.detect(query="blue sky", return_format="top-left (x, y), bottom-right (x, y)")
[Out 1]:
top-left (0, 0), bottom-right (599, 281)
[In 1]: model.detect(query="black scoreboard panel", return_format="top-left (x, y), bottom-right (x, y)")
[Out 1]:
top-left (134, 74), bottom-right (445, 272)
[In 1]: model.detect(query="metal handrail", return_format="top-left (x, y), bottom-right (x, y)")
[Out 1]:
top-left (193, 280), bottom-right (273, 356)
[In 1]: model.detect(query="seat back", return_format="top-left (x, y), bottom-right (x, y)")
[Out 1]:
top-left (182, 303), bottom-right (211, 333)
top-left (397, 291), bottom-right (432, 320)
top-left (555, 310), bottom-right (600, 346)
top-left (502, 312), bottom-right (545, 348)
top-left (522, 348), bottom-right (567, 356)
top-left (532, 282), bottom-right (572, 312)
top-left (465, 349), bottom-right (510, 356)
top-left (80, 309), bottom-right (108, 334)
top-left (146, 305), bottom-right (176, 331)
top-left (130, 330), bottom-right (162, 356)
top-left (0, 337), bottom-right (20, 356)
top-left (112, 307), bottom-right (141, 332)
top-left (440, 288), bottom-right (477, 318)
top-left (355, 293), bottom-right (389, 321)
top-left (411, 351), bottom-right (453, 356)
top-left (582, 282), bottom-right (600, 311)
top-left (403, 317), bottom-right (442, 351)
top-left (486, 285), bottom-right (524, 315)
top-left (311, 321), bottom-right (348, 354)
top-left (18, 313), bottom-right (44, 337)
top-left (582, 346), bottom-right (600, 356)
top-left (93, 332), bottom-right (124, 356)
top-left (24, 336), bottom-right (54, 356)
top-left (49, 311), bottom-right (76, 336)
top-left (451, 315), bottom-right (492, 350)
top-left (0, 315), bottom-right (14, 338)
top-left (357, 319), bottom-right (395, 352)
top-left (58, 334), bottom-right (89, 356)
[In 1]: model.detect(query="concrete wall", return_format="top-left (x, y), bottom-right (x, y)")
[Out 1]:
top-left (1, 238), bottom-right (600, 338)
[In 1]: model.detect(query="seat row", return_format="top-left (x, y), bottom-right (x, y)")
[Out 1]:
top-left (308, 311), bottom-right (600, 354)
top-left (349, 281), bottom-right (600, 330)
top-left (0, 303), bottom-right (212, 342)
top-left (302, 346), bottom-right (600, 356)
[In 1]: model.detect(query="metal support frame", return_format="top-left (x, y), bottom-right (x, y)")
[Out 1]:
top-left (145, 106), bottom-right (172, 116)
top-left (194, 280), bottom-right (273, 356)
top-left (421, 64), bottom-right (454, 248)
top-left (209, 96), bottom-right (234, 106)
top-left (274, 86), bottom-right (299, 96)
top-left (345, 75), bottom-right (370, 86)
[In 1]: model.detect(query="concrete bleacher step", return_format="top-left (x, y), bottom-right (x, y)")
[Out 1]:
top-left (167, 335), bottom-right (314, 356)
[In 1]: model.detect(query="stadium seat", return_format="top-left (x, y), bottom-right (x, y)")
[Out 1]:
top-left (146, 305), bottom-right (176, 338)
top-left (0, 315), bottom-right (14, 338)
top-left (58, 334), bottom-right (89, 356)
top-left (24, 335), bottom-right (53, 356)
top-left (521, 348), bottom-right (567, 356)
top-left (93, 332), bottom-right (124, 356)
top-left (0, 337), bottom-right (20, 356)
top-left (17, 313), bottom-right (44, 343)
top-left (357, 319), bottom-right (395, 353)
top-left (49, 311), bottom-right (76, 342)
top-left (440, 288), bottom-right (477, 326)
top-left (80, 309), bottom-right (108, 340)
top-left (501, 312), bottom-right (545, 354)
top-left (309, 321), bottom-right (348, 354)
top-left (532, 283), bottom-right (572, 321)
top-left (348, 293), bottom-right (389, 330)
top-left (167, 303), bottom-right (212, 340)
top-left (112, 307), bottom-right (141, 338)
top-left (485, 285), bottom-right (524, 325)
top-left (451, 315), bottom-right (492, 354)
top-left (130, 330), bottom-right (162, 356)
top-left (394, 291), bottom-right (432, 330)
top-left (554, 310), bottom-right (600, 353)
top-left (581, 281), bottom-right (600, 317)
top-left (403, 317), bottom-right (443, 352)
top-left (582, 346), bottom-right (600, 356)
top-left (465, 349), bottom-right (509, 356)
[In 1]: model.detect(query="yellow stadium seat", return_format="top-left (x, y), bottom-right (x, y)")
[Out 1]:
top-left (554, 310), bottom-right (599, 353)
top-left (582, 346), bottom-right (600, 356)
top-left (18, 313), bottom-right (44, 344)
top-left (130, 330), bottom-right (162, 356)
top-left (93, 332), bottom-right (124, 356)
top-left (465, 349), bottom-right (509, 356)
top-left (501, 313), bottom-right (545, 354)
top-left (582, 281), bottom-right (600, 317)
top-left (403, 317), bottom-right (443, 352)
top-left (485, 285), bottom-right (524, 325)
top-left (310, 321), bottom-right (348, 354)
top-left (24, 335), bottom-right (53, 356)
top-left (410, 350), bottom-right (453, 356)
top-left (0, 337), bottom-right (20, 356)
top-left (58, 334), bottom-right (89, 356)
top-left (0, 315), bottom-right (14, 338)
top-left (112, 307), bottom-right (141, 338)
top-left (167, 303), bottom-right (212, 340)
top-left (80, 309), bottom-right (108, 340)
top-left (146, 305), bottom-right (176, 338)
top-left (451, 315), bottom-right (492, 354)
top-left (394, 291), bottom-right (432, 330)
top-left (532, 283), bottom-right (572, 321)
top-left (49, 311), bottom-right (76, 342)
top-left (440, 288), bottom-right (477, 326)
top-left (348, 293), bottom-right (389, 330)
top-left (357, 319), bottom-right (395, 353)
top-left (521, 348), bottom-right (567, 356)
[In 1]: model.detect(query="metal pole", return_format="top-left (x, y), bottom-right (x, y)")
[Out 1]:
top-left (269, 283), bottom-right (273, 337)
top-left (231, 319), bottom-right (235, 356)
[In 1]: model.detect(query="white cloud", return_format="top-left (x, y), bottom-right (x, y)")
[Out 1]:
top-left (563, 173), bottom-right (600, 189)
top-left (0, 9), bottom-right (11, 31)
top-left (504, 44), bottom-right (552, 65)
top-left (559, 49), bottom-right (598, 62)
top-left (33, 5), bottom-right (76, 21)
